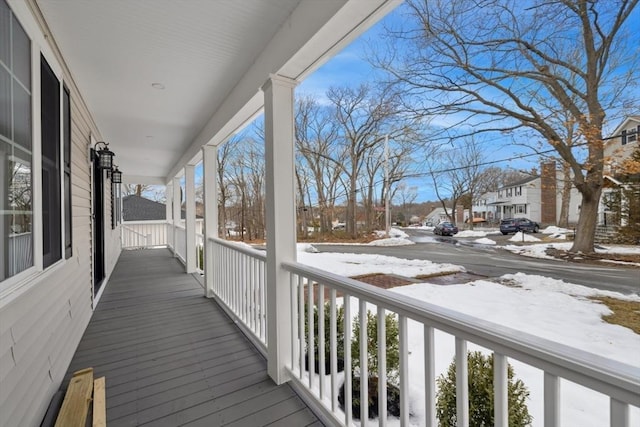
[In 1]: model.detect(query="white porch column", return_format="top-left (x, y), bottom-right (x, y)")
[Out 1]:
top-left (172, 176), bottom-right (181, 259)
top-left (262, 74), bottom-right (298, 384)
top-left (202, 145), bottom-right (218, 298)
top-left (185, 164), bottom-right (197, 273)
top-left (165, 182), bottom-right (173, 252)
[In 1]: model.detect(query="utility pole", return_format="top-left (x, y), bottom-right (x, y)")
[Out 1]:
top-left (385, 134), bottom-right (390, 237)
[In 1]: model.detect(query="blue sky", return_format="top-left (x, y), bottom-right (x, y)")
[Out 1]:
top-left (169, 2), bottom-right (638, 205)
top-left (296, 6), bottom-right (541, 202)
top-left (295, 2), bottom-right (640, 202)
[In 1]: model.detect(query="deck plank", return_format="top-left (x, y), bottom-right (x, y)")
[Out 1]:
top-left (61, 249), bottom-right (321, 426)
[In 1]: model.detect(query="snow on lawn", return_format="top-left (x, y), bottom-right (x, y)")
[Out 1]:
top-left (297, 249), bottom-right (463, 277)
top-left (386, 275), bottom-right (640, 427)
top-left (296, 247), bottom-right (639, 427)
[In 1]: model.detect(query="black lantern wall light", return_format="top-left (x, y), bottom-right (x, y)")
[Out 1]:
top-left (94, 141), bottom-right (123, 183)
top-left (94, 141), bottom-right (125, 228)
top-left (94, 141), bottom-right (115, 171)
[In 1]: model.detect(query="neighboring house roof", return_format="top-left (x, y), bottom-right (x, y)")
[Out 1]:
top-left (609, 116), bottom-right (640, 139)
top-left (500, 175), bottom-right (538, 189)
top-left (123, 195), bottom-right (169, 221)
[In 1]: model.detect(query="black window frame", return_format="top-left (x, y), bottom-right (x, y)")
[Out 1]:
top-left (63, 85), bottom-right (72, 259)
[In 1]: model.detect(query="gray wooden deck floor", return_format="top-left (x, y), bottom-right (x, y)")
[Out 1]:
top-left (63, 249), bottom-right (321, 427)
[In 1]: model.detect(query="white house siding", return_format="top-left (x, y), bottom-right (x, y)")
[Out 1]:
top-left (0, 2), bottom-right (121, 425)
top-left (604, 117), bottom-right (640, 175)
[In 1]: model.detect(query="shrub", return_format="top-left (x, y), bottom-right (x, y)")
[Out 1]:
top-left (352, 310), bottom-right (400, 384)
top-left (304, 301), bottom-right (344, 373)
top-left (436, 351), bottom-right (532, 427)
top-left (339, 310), bottom-right (401, 419)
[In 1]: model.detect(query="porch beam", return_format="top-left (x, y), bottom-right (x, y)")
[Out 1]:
top-left (185, 164), bottom-right (197, 273)
top-left (263, 74), bottom-right (298, 384)
top-left (172, 176), bottom-right (181, 259)
top-left (202, 145), bottom-right (218, 297)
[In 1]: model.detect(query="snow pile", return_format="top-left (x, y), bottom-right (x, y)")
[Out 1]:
top-left (541, 225), bottom-right (572, 234)
top-left (297, 243), bottom-right (319, 253)
top-left (368, 237), bottom-right (415, 247)
top-left (509, 231), bottom-right (541, 242)
top-left (297, 251), bottom-right (463, 277)
top-left (596, 245), bottom-right (640, 255)
top-left (503, 244), bottom-right (557, 259)
top-left (474, 237), bottom-right (496, 245)
top-left (374, 227), bottom-right (409, 239)
top-left (456, 229), bottom-right (490, 238)
top-left (370, 227), bottom-right (414, 246)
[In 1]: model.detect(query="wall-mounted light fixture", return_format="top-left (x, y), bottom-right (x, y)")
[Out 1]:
top-left (94, 141), bottom-right (115, 170)
top-left (111, 166), bottom-right (122, 184)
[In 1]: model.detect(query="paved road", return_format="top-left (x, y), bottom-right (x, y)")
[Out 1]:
top-left (316, 229), bottom-right (640, 296)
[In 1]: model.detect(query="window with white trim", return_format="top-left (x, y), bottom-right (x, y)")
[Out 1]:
top-left (1, 0), bottom-right (72, 285)
top-left (1, 0), bottom-right (33, 281)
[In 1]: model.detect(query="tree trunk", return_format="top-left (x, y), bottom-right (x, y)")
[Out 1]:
top-left (570, 185), bottom-right (602, 253)
top-left (346, 174), bottom-right (358, 238)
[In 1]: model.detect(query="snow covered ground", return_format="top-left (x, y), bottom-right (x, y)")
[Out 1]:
top-left (295, 244), bottom-right (640, 427)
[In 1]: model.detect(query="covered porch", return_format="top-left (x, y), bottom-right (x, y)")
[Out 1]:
top-left (62, 248), bottom-right (319, 427)
top-left (9, 1), bottom-right (637, 426)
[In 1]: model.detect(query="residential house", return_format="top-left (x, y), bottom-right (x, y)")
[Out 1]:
top-left (471, 191), bottom-right (499, 222)
top-left (0, 2), bottom-right (634, 426)
top-left (599, 116), bottom-right (640, 225)
top-left (474, 162), bottom-right (582, 225)
top-left (424, 206), bottom-right (464, 225)
top-left (603, 116), bottom-right (640, 176)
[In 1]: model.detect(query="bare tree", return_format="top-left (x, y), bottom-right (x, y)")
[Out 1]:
top-left (327, 84), bottom-right (417, 237)
top-left (122, 183), bottom-right (150, 197)
top-left (393, 182), bottom-right (418, 226)
top-left (217, 136), bottom-right (239, 237)
top-left (375, 0), bottom-right (638, 252)
top-left (295, 95), bottom-right (343, 234)
top-left (458, 137), bottom-right (486, 229)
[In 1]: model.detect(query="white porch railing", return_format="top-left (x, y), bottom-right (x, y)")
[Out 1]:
top-left (279, 261), bottom-right (639, 427)
top-left (198, 240), bottom-right (638, 427)
top-left (210, 237), bottom-right (267, 351)
top-left (150, 225), bottom-right (638, 426)
top-left (175, 225), bottom-right (187, 264)
top-left (196, 232), bottom-right (205, 273)
top-left (8, 232), bottom-right (33, 276)
top-left (121, 220), bottom-right (168, 248)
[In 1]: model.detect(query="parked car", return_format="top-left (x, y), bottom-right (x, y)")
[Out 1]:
top-left (433, 222), bottom-right (459, 236)
top-left (499, 218), bottom-right (540, 235)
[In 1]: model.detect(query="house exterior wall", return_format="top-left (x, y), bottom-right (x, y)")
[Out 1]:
top-left (604, 117), bottom-right (640, 175)
top-left (0, 2), bottom-right (121, 425)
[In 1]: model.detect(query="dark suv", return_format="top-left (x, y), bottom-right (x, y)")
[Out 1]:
top-left (500, 218), bottom-right (540, 235)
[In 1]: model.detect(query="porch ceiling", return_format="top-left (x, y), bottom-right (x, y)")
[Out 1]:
top-left (35, 0), bottom-right (399, 185)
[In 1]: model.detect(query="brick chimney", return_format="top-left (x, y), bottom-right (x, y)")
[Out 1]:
top-left (540, 161), bottom-right (557, 224)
